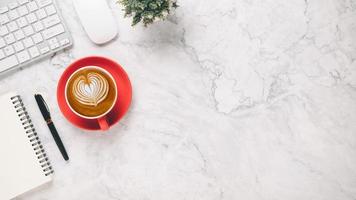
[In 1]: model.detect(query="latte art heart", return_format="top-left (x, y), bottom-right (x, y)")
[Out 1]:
top-left (72, 72), bottom-right (109, 106)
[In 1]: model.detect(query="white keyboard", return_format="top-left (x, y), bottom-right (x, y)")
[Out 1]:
top-left (0, 0), bottom-right (72, 73)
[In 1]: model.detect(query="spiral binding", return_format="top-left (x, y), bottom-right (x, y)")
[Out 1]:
top-left (10, 95), bottom-right (54, 176)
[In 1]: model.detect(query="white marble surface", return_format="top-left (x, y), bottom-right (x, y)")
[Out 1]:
top-left (0, 0), bottom-right (356, 199)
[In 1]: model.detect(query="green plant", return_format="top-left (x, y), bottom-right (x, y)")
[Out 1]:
top-left (119, 0), bottom-right (178, 26)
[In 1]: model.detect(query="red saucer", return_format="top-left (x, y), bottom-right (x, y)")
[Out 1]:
top-left (57, 56), bottom-right (132, 131)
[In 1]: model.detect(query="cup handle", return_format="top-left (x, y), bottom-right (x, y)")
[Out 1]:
top-left (98, 116), bottom-right (110, 131)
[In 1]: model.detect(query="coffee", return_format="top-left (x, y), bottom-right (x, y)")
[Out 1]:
top-left (66, 67), bottom-right (117, 118)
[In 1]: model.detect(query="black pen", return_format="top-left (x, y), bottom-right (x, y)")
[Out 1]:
top-left (35, 94), bottom-right (69, 161)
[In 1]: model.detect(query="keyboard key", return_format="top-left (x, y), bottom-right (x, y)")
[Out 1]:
top-left (0, 55), bottom-right (18, 72)
top-left (0, 26), bottom-right (9, 36)
top-left (33, 21), bottom-right (43, 31)
top-left (42, 24), bottom-right (64, 39)
top-left (14, 41), bottom-right (25, 52)
top-left (60, 38), bottom-right (70, 46)
top-left (48, 38), bottom-right (59, 50)
top-left (23, 25), bottom-right (34, 36)
top-left (43, 14), bottom-right (60, 28)
top-left (32, 33), bottom-right (43, 43)
top-left (23, 37), bottom-right (34, 47)
top-left (0, 49), bottom-right (5, 60)
top-left (7, 21), bottom-right (18, 32)
top-left (14, 29), bottom-right (25, 40)
top-left (17, 50), bottom-right (30, 63)
top-left (27, 1), bottom-right (38, 12)
top-left (0, 38), bottom-right (6, 48)
top-left (45, 5), bottom-right (56, 16)
top-left (50, 42), bottom-right (59, 50)
top-left (0, 7), bottom-right (9, 14)
top-left (29, 46), bottom-right (40, 57)
top-left (37, 0), bottom-right (52, 8)
top-left (4, 46), bottom-right (15, 56)
top-left (26, 13), bottom-right (37, 23)
top-left (4, 34), bottom-right (16, 44)
top-left (39, 46), bottom-right (49, 54)
top-left (17, 17), bottom-right (28, 27)
top-left (48, 37), bottom-right (57, 44)
top-left (8, 10), bottom-right (19, 20)
top-left (8, 2), bottom-right (19, 10)
top-left (17, 5), bottom-right (29, 16)
top-left (36, 8), bottom-right (46, 19)
top-left (0, 14), bottom-right (10, 24)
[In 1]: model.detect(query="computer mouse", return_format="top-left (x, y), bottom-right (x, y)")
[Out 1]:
top-left (73, 0), bottom-right (118, 44)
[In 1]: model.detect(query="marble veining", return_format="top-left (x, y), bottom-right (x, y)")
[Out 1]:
top-left (0, 0), bottom-right (355, 199)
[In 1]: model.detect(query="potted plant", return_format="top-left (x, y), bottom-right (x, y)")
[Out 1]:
top-left (119, 0), bottom-right (178, 27)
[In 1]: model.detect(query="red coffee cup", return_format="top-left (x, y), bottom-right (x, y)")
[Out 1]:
top-left (57, 56), bottom-right (132, 131)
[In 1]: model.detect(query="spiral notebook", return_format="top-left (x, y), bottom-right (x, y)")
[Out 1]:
top-left (0, 93), bottom-right (53, 200)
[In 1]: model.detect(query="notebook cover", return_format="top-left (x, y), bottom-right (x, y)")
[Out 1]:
top-left (0, 92), bottom-right (53, 200)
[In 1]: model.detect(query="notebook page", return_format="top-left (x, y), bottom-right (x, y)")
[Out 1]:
top-left (0, 93), bottom-right (52, 200)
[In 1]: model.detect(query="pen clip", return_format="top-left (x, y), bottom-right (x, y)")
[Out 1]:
top-left (36, 94), bottom-right (51, 117)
